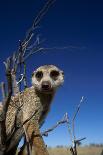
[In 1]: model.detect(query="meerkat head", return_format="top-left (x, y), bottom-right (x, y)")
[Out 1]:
top-left (32, 65), bottom-right (64, 94)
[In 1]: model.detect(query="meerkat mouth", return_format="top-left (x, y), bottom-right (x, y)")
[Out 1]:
top-left (41, 88), bottom-right (53, 93)
top-left (40, 87), bottom-right (54, 94)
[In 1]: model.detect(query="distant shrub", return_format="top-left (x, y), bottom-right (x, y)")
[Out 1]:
top-left (56, 145), bottom-right (64, 148)
top-left (90, 143), bottom-right (103, 147)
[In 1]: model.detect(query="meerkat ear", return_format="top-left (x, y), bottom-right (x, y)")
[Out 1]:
top-left (61, 71), bottom-right (64, 76)
top-left (32, 72), bottom-right (35, 77)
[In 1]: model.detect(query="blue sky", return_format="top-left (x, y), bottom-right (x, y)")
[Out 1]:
top-left (0, 0), bottom-right (103, 147)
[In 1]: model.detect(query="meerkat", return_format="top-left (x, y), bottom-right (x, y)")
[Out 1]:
top-left (0, 65), bottom-right (64, 154)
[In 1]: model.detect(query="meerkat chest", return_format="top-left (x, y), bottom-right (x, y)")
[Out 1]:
top-left (22, 88), bottom-right (54, 125)
top-left (38, 93), bottom-right (54, 125)
top-left (21, 88), bottom-right (43, 122)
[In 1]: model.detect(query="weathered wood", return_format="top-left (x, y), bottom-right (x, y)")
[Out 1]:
top-left (29, 122), bottom-right (49, 155)
top-left (19, 121), bottom-right (49, 155)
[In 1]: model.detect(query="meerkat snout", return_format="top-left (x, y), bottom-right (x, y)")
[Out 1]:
top-left (41, 81), bottom-right (51, 91)
top-left (32, 65), bottom-right (64, 93)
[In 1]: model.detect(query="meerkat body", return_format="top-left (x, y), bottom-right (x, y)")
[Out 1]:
top-left (1, 65), bottom-right (64, 153)
top-left (6, 87), bottom-right (54, 152)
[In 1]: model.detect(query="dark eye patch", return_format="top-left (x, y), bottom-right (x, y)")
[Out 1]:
top-left (35, 71), bottom-right (43, 80)
top-left (50, 70), bottom-right (59, 80)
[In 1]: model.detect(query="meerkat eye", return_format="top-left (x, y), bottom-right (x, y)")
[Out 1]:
top-left (35, 71), bottom-right (43, 80)
top-left (50, 70), bottom-right (60, 80)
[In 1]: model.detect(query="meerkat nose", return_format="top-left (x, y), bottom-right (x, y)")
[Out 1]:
top-left (42, 81), bottom-right (51, 90)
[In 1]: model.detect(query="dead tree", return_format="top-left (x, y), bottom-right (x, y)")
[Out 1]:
top-left (0, 0), bottom-right (57, 155)
top-left (0, 58), bottom-right (12, 155)
top-left (39, 97), bottom-right (86, 155)
top-left (67, 96), bottom-right (86, 155)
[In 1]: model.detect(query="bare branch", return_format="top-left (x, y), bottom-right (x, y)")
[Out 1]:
top-left (24, 45), bottom-right (82, 61)
top-left (2, 66), bottom-right (12, 114)
top-left (23, 125), bottom-right (32, 155)
top-left (72, 96), bottom-right (85, 140)
top-left (16, 74), bottom-right (24, 85)
top-left (65, 113), bottom-right (73, 145)
top-left (11, 71), bottom-right (20, 95)
top-left (15, 0), bottom-right (57, 68)
top-left (23, 63), bottom-right (27, 89)
top-left (41, 113), bottom-right (68, 137)
top-left (0, 58), bottom-right (12, 152)
top-left (25, 0), bottom-right (56, 43)
top-left (0, 82), bottom-right (6, 100)
top-left (67, 96), bottom-right (86, 155)
top-left (75, 137), bottom-right (86, 145)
